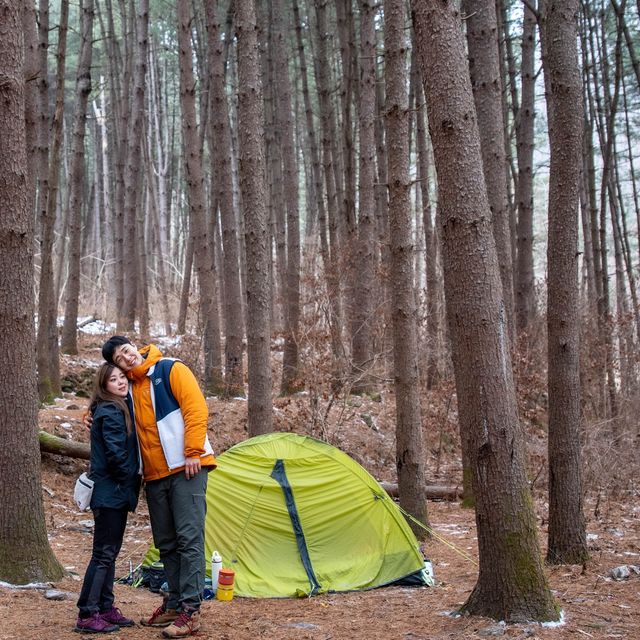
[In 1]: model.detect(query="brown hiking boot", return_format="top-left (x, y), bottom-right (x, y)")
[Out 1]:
top-left (162, 611), bottom-right (201, 638)
top-left (140, 604), bottom-right (178, 627)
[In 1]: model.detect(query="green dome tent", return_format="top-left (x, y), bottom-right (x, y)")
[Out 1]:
top-left (144, 432), bottom-right (429, 597)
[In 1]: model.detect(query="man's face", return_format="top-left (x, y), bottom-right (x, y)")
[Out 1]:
top-left (112, 343), bottom-right (144, 371)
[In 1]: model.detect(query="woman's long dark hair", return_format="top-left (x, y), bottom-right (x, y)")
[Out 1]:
top-left (89, 363), bottom-right (133, 434)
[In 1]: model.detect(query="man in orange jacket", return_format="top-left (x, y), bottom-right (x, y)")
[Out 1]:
top-left (102, 336), bottom-right (216, 638)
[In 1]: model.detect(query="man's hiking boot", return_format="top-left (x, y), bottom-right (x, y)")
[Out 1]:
top-left (100, 606), bottom-right (134, 627)
top-left (162, 610), bottom-right (201, 638)
top-left (74, 612), bottom-right (119, 634)
top-left (140, 603), bottom-right (179, 627)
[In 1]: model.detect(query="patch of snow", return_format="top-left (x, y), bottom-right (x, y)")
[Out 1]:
top-left (0, 581), bottom-right (52, 590)
top-left (541, 609), bottom-right (566, 627)
top-left (78, 319), bottom-right (116, 335)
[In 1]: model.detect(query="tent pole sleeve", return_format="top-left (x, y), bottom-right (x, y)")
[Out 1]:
top-left (271, 459), bottom-right (321, 595)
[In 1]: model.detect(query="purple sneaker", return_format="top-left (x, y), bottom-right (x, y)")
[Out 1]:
top-left (101, 606), bottom-right (135, 627)
top-left (75, 612), bottom-right (119, 634)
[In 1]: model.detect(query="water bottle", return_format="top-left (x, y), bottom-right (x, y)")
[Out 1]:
top-left (211, 550), bottom-right (222, 593)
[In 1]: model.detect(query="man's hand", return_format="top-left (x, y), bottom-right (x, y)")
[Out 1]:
top-left (184, 457), bottom-right (201, 479)
top-left (83, 411), bottom-right (93, 431)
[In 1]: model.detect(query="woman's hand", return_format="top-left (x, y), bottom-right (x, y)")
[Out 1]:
top-left (83, 411), bottom-right (93, 430)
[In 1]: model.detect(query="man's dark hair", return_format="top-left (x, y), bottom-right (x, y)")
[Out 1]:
top-left (102, 335), bottom-right (132, 364)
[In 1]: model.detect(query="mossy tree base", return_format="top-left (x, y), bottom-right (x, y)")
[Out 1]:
top-left (38, 378), bottom-right (58, 405)
top-left (221, 385), bottom-right (246, 399)
top-left (546, 546), bottom-right (589, 566)
top-left (0, 547), bottom-right (65, 585)
top-left (458, 580), bottom-right (560, 623)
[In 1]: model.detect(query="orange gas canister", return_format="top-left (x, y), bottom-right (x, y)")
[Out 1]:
top-left (216, 568), bottom-right (235, 601)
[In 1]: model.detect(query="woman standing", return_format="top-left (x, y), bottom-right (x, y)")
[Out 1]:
top-left (75, 364), bottom-right (141, 633)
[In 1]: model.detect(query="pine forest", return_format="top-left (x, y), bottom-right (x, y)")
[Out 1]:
top-left (1, 0), bottom-right (639, 637)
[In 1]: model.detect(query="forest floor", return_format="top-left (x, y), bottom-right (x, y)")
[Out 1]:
top-left (1, 333), bottom-right (639, 640)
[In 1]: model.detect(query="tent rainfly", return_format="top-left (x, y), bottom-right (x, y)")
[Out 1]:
top-left (144, 432), bottom-right (431, 597)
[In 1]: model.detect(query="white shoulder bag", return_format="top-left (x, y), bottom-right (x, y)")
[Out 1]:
top-left (74, 472), bottom-right (94, 511)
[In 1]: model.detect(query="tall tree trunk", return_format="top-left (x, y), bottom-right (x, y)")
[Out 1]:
top-left (620, 71), bottom-right (640, 282)
top-left (120, 0), bottom-right (150, 331)
top-left (413, 59), bottom-right (440, 390)
top-left (260, 20), bottom-right (285, 335)
top-left (236, 0), bottom-right (273, 434)
top-left (61, 0), bottom-right (94, 354)
top-left (313, 0), bottom-right (345, 386)
top-left (144, 62), bottom-right (173, 335)
top-left (138, 183), bottom-right (150, 342)
top-left (463, 0), bottom-right (515, 344)
top-left (177, 232), bottom-right (194, 334)
top-left (540, 0), bottom-right (588, 565)
top-left (0, 1), bottom-right (64, 581)
top-left (385, 0), bottom-right (429, 537)
top-left (334, 0), bottom-right (358, 383)
top-left (411, 0), bottom-right (558, 622)
top-left (351, 0), bottom-right (377, 393)
top-left (593, 1), bottom-right (620, 422)
top-left (177, 0), bottom-right (223, 393)
top-left (580, 7), bottom-right (602, 313)
top-left (271, 0), bottom-right (302, 395)
top-left (293, 0), bottom-right (325, 254)
top-left (111, 0), bottom-right (132, 328)
top-left (204, 0), bottom-right (245, 398)
top-left (23, 2), bottom-right (39, 214)
top-left (515, 2), bottom-right (537, 337)
top-left (35, 0), bottom-right (49, 240)
top-left (496, 0), bottom-right (518, 275)
top-left (37, 0), bottom-right (69, 402)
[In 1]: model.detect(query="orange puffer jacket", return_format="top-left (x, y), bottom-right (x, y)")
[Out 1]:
top-left (127, 344), bottom-right (216, 481)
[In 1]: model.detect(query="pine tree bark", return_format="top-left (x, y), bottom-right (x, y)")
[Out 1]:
top-left (385, 0), bottom-right (429, 537)
top-left (22, 2), bottom-right (39, 211)
top-left (260, 15), bottom-right (286, 334)
top-left (593, 3), bottom-right (620, 422)
top-left (414, 62), bottom-right (440, 389)
top-left (105, 0), bottom-right (130, 325)
top-left (204, 0), bottom-right (245, 398)
top-left (138, 185), bottom-right (151, 342)
top-left (61, 0), bottom-right (94, 354)
top-left (236, 0), bottom-right (273, 434)
top-left (144, 60), bottom-right (173, 336)
top-left (35, 0), bottom-right (49, 234)
top-left (119, 0), bottom-right (150, 331)
top-left (411, 0), bottom-right (558, 622)
top-left (293, 0), bottom-right (325, 251)
top-left (36, 0), bottom-right (68, 402)
top-left (271, 0), bottom-right (302, 395)
top-left (334, 0), bottom-right (359, 385)
top-left (313, 0), bottom-right (345, 385)
top-left (0, 2), bottom-right (64, 581)
top-left (351, 0), bottom-right (377, 393)
top-left (177, 0), bottom-right (223, 393)
top-left (463, 0), bottom-right (515, 344)
top-left (177, 233), bottom-right (195, 334)
top-left (580, 4), bottom-right (602, 308)
top-left (540, 0), bottom-right (588, 566)
top-left (515, 2), bottom-right (537, 337)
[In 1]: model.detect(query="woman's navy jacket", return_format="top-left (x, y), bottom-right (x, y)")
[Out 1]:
top-left (90, 401), bottom-right (141, 512)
